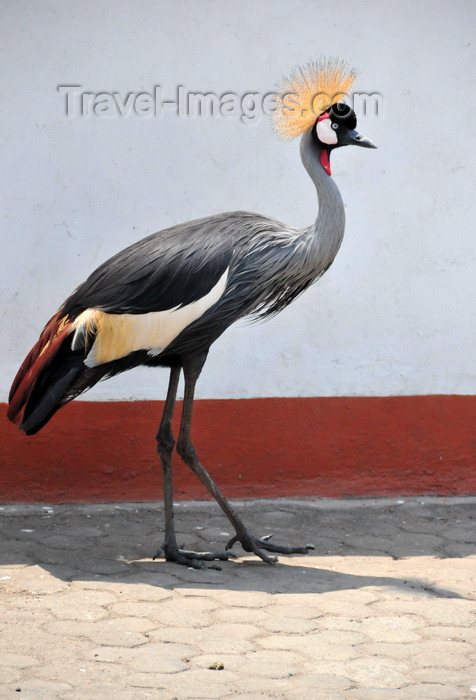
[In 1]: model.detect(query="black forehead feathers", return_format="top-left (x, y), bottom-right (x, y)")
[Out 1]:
top-left (329, 102), bottom-right (357, 130)
top-left (311, 101), bottom-right (357, 147)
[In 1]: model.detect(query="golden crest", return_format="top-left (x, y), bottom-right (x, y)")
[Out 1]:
top-left (273, 57), bottom-right (357, 139)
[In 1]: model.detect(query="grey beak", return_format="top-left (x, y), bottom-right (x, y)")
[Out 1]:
top-left (347, 129), bottom-right (377, 149)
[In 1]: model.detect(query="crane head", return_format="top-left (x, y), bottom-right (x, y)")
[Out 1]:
top-left (313, 102), bottom-right (377, 176)
top-left (273, 58), bottom-right (376, 176)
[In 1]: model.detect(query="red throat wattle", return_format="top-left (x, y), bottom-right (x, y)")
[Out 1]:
top-left (320, 149), bottom-right (331, 176)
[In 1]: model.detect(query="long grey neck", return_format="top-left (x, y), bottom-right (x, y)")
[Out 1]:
top-left (299, 129), bottom-right (346, 271)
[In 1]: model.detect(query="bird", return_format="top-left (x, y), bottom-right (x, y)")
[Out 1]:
top-left (8, 58), bottom-right (376, 567)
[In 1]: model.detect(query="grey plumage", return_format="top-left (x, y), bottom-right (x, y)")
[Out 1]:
top-left (9, 97), bottom-right (375, 566)
top-left (66, 128), bottom-right (345, 362)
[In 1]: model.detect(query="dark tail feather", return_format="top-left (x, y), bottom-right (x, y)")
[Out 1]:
top-left (9, 312), bottom-right (65, 408)
top-left (7, 313), bottom-right (84, 434)
top-left (8, 312), bottom-right (148, 435)
top-left (20, 358), bottom-right (84, 434)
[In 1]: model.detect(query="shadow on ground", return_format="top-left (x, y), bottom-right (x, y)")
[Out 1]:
top-left (0, 498), bottom-right (474, 598)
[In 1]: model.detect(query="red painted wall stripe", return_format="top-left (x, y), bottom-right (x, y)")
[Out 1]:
top-left (1, 396), bottom-right (475, 503)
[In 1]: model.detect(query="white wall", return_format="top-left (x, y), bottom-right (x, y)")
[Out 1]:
top-left (1, 0), bottom-right (475, 401)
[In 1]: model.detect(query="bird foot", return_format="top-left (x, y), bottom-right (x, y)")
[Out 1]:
top-left (153, 542), bottom-right (236, 570)
top-left (225, 530), bottom-right (315, 565)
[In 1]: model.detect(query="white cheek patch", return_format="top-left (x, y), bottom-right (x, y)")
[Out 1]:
top-left (316, 119), bottom-right (338, 146)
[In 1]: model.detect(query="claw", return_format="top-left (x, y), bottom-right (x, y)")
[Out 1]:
top-left (225, 528), bottom-right (313, 563)
top-left (154, 541), bottom-right (235, 568)
top-left (225, 535), bottom-right (238, 551)
top-left (152, 546), bottom-right (164, 561)
top-left (156, 531), bottom-right (312, 567)
top-left (226, 532), bottom-right (275, 562)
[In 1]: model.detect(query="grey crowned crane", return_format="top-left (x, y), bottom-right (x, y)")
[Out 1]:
top-left (8, 59), bottom-right (376, 567)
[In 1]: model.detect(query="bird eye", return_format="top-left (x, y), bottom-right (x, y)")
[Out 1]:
top-left (331, 123), bottom-right (338, 130)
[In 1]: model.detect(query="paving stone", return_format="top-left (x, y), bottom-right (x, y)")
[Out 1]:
top-left (312, 628), bottom-right (370, 645)
top-left (408, 640), bottom-right (473, 669)
top-left (292, 672), bottom-right (353, 690)
top-left (42, 588), bottom-right (119, 621)
top-left (1, 624), bottom-right (63, 660)
top-left (3, 681), bottom-right (72, 698)
top-left (1, 564), bottom-right (70, 594)
top-left (259, 614), bottom-right (318, 633)
top-left (143, 667), bottom-right (239, 697)
top-left (359, 641), bottom-right (430, 659)
top-left (105, 615), bottom-right (158, 632)
top-left (83, 577), bottom-right (176, 596)
top-left (191, 653), bottom-right (250, 671)
top-left (311, 598), bottom-right (376, 618)
top-left (109, 595), bottom-right (218, 627)
top-left (117, 584), bottom-right (174, 602)
top-left (316, 657), bottom-right (411, 688)
top-left (62, 684), bottom-right (159, 699)
top-left (262, 601), bottom-right (323, 619)
top-left (150, 622), bottom-right (259, 655)
top-left (348, 684), bottom-right (470, 699)
top-left (87, 642), bottom-right (196, 673)
top-left (0, 653), bottom-right (40, 669)
top-left (47, 618), bottom-right (150, 647)
top-left (145, 626), bottom-right (205, 646)
top-left (258, 633), bottom-right (360, 662)
top-left (230, 694), bottom-right (277, 700)
top-left (1, 498), bottom-right (475, 698)
top-left (0, 670), bottom-right (23, 685)
top-left (284, 689), bottom-right (348, 700)
top-left (443, 542), bottom-right (476, 557)
top-left (423, 625), bottom-right (476, 643)
top-left (28, 660), bottom-right (120, 687)
top-left (241, 649), bottom-right (309, 679)
top-left (371, 599), bottom-right (476, 626)
top-left (212, 605), bottom-right (270, 624)
top-left (125, 673), bottom-right (195, 696)
top-left (345, 689), bottom-right (418, 699)
top-left (413, 668), bottom-right (476, 686)
top-left (212, 590), bottom-right (274, 607)
top-left (319, 614), bottom-right (425, 642)
top-left (234, 674), bottom-right (349, 699)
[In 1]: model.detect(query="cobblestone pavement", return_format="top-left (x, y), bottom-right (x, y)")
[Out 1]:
top-left (0, 497), bottom-right (475, 699)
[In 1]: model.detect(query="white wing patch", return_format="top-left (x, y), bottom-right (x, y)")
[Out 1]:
top-left (72, 267), bottom-right (229, 367)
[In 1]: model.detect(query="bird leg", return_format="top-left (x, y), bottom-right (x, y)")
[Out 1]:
top-left (154, 363), bottom-right (234, 568)
top-left (176, 353), bottom-right (314, 565)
